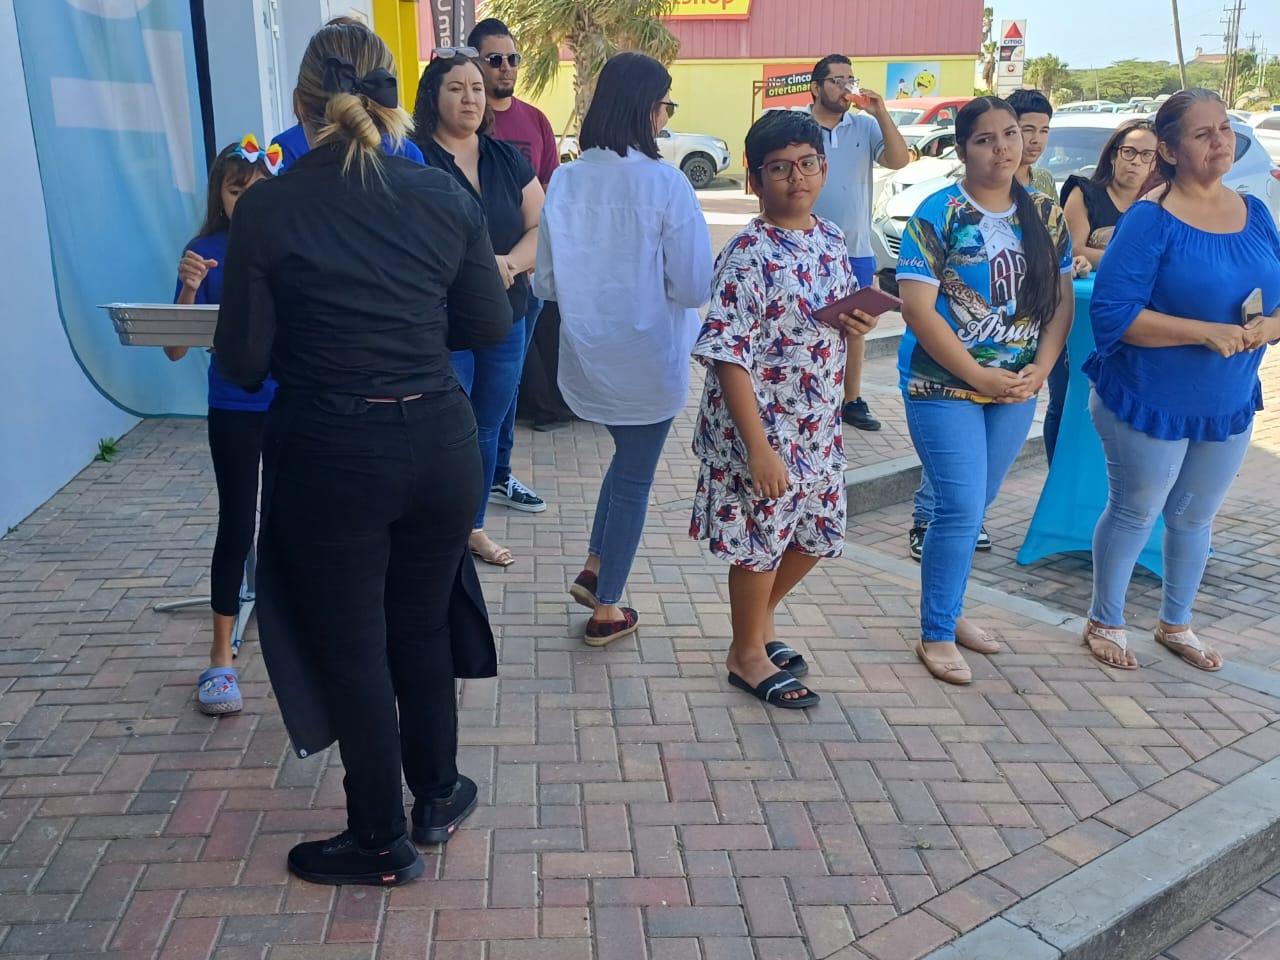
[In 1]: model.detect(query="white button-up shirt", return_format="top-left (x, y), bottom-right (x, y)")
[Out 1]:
top-left (534, 147), bottom-right (713, 426)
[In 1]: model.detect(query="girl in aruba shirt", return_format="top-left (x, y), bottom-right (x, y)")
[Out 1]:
top-left (165, 138), bottom-right (279, 716)
top-left (895, 97), bottom-right (1074, 686)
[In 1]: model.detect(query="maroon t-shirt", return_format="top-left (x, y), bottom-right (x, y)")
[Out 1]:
top-left (491, 98), bottom-right (559, 187)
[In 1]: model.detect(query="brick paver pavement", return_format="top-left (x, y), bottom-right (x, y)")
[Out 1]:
top-left (2, 190), bottom-right (1279, 958)
top-left (1151, 872), bottom-right (1280, 960)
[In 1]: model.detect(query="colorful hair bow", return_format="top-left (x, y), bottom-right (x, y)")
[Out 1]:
top-left (233, 134), bottom-right (284, 176)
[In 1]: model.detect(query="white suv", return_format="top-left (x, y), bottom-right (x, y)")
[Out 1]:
top-left (556, 130), bottom-right (731, 189)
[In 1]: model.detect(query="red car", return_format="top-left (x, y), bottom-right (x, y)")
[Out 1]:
top-left (885, 97), bottom-right (973, 127)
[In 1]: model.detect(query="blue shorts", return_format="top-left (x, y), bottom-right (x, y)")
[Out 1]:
top-left (849, 256), bottom-right (875, 291)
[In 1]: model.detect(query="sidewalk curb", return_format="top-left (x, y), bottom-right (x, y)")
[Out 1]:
top-left (921, 757), bottom-right (1280, 960)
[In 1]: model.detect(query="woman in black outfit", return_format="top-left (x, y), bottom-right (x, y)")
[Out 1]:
top-left (215, 21), bottom-right (511, 886)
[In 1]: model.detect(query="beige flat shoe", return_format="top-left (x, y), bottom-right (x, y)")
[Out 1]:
top-left (955, 618), bottom-right (999, 655)
top-left (1083, 620), bottom-right (1138, 670)
top-left (1154, 626), bottom-right (1222, 672)
top-left (915, 642), bottom-right (972, 685)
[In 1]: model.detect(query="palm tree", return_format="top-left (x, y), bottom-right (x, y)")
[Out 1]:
top-left (980, 7), bottom-right (996, 92)
top-left (1024, 54), bottom-right (1068, 96)
top-left (484, 0), bottom-right (680, 134)
top-left (1171, 0), bottom-right (1188, 90)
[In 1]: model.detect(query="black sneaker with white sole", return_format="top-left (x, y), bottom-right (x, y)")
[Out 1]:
top-left (976, 525), bottom-right (992, 551)
top-left (489, 475), bottom-right (546, 513)
top-left (908, 524), bottom-right (927, 562)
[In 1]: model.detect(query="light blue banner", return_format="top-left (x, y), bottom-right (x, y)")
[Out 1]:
top-left (14, 0), bottom-right (210, 417)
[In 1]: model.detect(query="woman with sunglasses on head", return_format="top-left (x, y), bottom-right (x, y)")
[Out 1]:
top-left (1082, 90), bottom-right (1280, 673)
top-left (535, 51), bottom-right (714, 646)
top-left (412, 47), bottom-right (545, 569)
top-left (215, 20), bottom-right (512, 886)
top-left (1061, 120), bottom-right (1157, 269)
top-left (896, 96), bottom-right (1075, 685)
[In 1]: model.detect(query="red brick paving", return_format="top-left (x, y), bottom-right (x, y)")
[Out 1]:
top-left (2, 192), bottom-right (1280, 957)
top-left (1152, 873), bottom-right (1280, 960)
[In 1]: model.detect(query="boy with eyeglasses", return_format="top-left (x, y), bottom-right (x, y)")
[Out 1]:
top-left (689, 111), bottom-right (878, 710)
top-left (467, 18), bottom-right (563, 510)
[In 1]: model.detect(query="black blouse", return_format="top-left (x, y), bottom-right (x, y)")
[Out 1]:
top-left (417, 134), bottom-right (537, 317)
top-left (1060, 175), bottom-right (1123, 234)
top-left (214, 144), bottom-right (512, 399)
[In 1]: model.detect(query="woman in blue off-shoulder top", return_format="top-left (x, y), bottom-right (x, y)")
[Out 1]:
top-left (1083, 89), bottom-right (1280, 673)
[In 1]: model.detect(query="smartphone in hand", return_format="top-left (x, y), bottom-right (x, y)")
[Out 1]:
top-left (1242, 287), bottom-right (1264, 326)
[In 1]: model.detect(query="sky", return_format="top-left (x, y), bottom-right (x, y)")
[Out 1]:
top-left (987, 1), bottom-right (1280, 69)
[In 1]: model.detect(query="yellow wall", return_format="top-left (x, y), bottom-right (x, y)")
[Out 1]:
top-left (372, 0), bottom-right (422, 109)
top-left (467, 56), bottom-right (974, 177)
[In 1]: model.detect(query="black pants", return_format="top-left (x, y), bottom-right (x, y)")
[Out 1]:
top-left (207, 408), bottom-right (266, 616)
top-left (267, 390), bottom-right (481, 846)
top-left (516, 300), bottom-right (574, 425)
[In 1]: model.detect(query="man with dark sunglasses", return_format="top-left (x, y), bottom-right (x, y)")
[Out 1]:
top-left (466, 17), bottom-right (565, 512)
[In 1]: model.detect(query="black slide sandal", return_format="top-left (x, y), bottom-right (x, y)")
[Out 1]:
top-left (764, 641), bottom-right (809, 678)
top-left (727, 669), bottom-right (820, 709)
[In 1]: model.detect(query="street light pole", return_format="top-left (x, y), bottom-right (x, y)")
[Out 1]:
top-left (1171, 0), bottom-right (1189, 89)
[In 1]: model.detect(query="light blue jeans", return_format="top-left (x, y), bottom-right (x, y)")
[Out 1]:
top-left (450, 313), bottom-right (527, 529)
top-left (905, 397), bottom-right (1037, 641)
top-left (1088, 389), bottom-right (1251, 627)
top-left (590, 419), bottom-right (674, 606)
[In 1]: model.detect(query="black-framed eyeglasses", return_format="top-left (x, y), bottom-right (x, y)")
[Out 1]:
top-left (483, 53), bottom-right (522, 68)
top-left (758, 154), bottom-right (824, 181)
top-left (1115, 145), bottom-right (1156, 163)
top-left (431, 46), bottom-right (478, 60)
top-left (659, 99), bottom-right (678, 118)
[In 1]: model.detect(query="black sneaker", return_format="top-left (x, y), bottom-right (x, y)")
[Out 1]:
top-left (842, 398), bottom-right (881, 432)
top-left (976, 525), bottom-right (992, 551)
top-left (287, 831), bottom-right (423, 887)
top-left (489, 475), bottom-right (547, 513)
top-left (908, 524), bottom-right (927, 562)
top-left (412, 775), bottom-right (478, 845)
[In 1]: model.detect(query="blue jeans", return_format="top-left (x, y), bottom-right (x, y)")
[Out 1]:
top-left (495, 291), bottom-right (543, 485)
top-left (1088, 389), bottom-right (1251, 627)
top-left (451, 313), bottom-right (527, 529)
top-left (589, 419), bottom-right (674, 606)
top-left (1042, 351), bottom-right (1070, 465)
top-left (905, 397), bottom-right (1037, 641)
top-left (849, 256), bottom-right (875, 291)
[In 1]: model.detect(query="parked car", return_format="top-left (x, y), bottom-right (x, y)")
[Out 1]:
top-left (886, 96), bottom-right (972, 127)
top-left (1056, 100), bottom-right (1117, 114)
top-left (870, 112), bottom-right (1280, 294)
top-left (556, 128), bottom-right (731, 189)
top-left (1248, 112), bottom-right (1280, 164)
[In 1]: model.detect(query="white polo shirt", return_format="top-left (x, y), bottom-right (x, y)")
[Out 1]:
top-left (806, 106), bottom-right (884, 259)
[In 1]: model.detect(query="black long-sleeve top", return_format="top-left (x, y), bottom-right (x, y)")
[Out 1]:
top-left (214, 143), bottom-right (512, 398)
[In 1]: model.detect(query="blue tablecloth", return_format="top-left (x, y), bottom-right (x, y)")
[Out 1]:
top-left (1017, 277), bottom-right (1164, 576)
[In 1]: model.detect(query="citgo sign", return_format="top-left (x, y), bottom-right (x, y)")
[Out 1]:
top-left (664, 0), bottom-right (752, 20)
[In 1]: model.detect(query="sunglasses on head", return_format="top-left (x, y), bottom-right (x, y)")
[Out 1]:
top-left (659, 99), bottom-right (678, 119)
top-left (431, 46), bottom-right (478, 60)
top-left (483, 53), bottom-right (522, 68)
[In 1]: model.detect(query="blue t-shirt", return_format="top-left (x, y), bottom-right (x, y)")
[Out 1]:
top-left (895, 183), bottom-right (1073, 401)
top-left (175, 232), bottom-right (277, 411)
top-left (269, 123), bottom-right (424, 174)
top-left (1085, 195), bottom-right (1280, 441)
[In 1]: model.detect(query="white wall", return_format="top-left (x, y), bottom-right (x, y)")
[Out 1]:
top-left (0, 1), bottom-right (139, 532)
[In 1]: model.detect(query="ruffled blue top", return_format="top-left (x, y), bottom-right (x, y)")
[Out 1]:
top-left (1084, 194), bottom-right (1280, 441)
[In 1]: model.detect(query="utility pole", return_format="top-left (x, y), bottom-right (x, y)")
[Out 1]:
top-left (1221, 0), bottom-right (1244, 105)
top-left (1172, 0), bottom-right (1188, 90)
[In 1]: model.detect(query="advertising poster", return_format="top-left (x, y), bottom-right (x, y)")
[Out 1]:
top-left (664, 0), bottom-right (752, 19)
top-left (886, 61), bottom-right (940, 99)
top-left (761, 63), bottom-right (813, 109)
top-left (996, 20), bottom-right (1026, 95)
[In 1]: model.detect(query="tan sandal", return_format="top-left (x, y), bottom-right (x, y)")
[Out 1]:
top-left (1083, 621), bottom-right (1138, 670)
top-left (469, 531), bottom-right (514, 567)
top-left (955, 618), bottom-right (999, 655)
top-left (1154, 626), bottom-right (1222, 672)
top-left (915, 642), bottom-right (972, 685)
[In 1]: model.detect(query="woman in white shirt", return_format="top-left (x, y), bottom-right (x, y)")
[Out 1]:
top-left (535, 51), bottom-right (713, 646)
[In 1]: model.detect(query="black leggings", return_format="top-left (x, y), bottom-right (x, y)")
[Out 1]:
top-left (208, 408), bottom-right (266, 616)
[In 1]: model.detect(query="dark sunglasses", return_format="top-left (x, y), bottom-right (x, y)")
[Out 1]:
top-left (659, 99), bottom-right (678, 119)
top-left (431, 46), bottom-right (478, 60)
top-left (483, 53), bottom-right (522, 68)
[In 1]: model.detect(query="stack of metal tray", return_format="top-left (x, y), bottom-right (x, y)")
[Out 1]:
top-left (102, 303), bottom-right (219, 348)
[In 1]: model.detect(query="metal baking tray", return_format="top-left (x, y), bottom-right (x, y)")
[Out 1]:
top-left (101, 303), bottom-right (219, 348)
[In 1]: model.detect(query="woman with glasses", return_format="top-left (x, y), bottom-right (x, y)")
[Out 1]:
top-left (896, 97), bottom-right (1074, 685)
top-left (535, 51), bottom-right (713, 646)
top-left (412, 47), bottom-right (545, 567)
top-left (1082, 90), bottom-right (1280, 672)
top-left (1060, 120), bottom-right (1157, 268)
